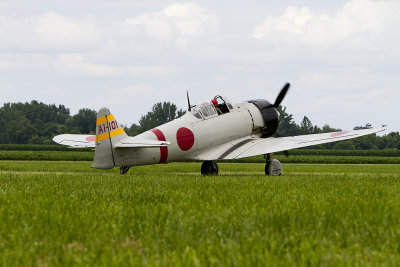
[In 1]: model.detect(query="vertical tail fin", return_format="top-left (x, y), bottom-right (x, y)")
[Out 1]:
top-left (92, 107), bottom-right (127, 169)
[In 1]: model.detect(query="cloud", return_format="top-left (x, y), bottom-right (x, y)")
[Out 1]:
top-left (0, 13), bottom-right (104, 52)
top-left (0, 83), bottom-right (14, 95)
top-left (0, 2), bottom-right (219, 74)
top-left (55, 54), bottom-right (119, 77)
top-left (113, 2), bottom-right (219, 48)
top-left (54, 54), bottom-right (180, 77)
top-left (253, 0), bottom-right (400, 48)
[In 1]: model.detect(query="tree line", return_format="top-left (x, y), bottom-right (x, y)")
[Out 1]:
top-left (0, 100), bottom-right (398, 150)
top-left (0, 101), bottom-right (184, 145)
top-left (276, 107), bottom-right (399, 150)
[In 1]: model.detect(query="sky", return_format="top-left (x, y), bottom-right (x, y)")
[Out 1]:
top-left (0, 0), bottom-right (399, 133)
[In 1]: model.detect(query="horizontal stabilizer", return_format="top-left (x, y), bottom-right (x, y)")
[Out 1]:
top-left (53, 134), bottom-right (96, 148)
top-left (114, 137), bottom-right (170, 148)
top-left (53, 134), bottom-right (170, 149)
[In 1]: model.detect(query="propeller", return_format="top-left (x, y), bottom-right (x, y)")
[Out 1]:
top-left (273, 82), bottom-right (290, 157)
top-left (273, 82), bottom-right (290, 108)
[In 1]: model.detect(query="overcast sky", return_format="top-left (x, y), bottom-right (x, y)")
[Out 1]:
top-left (1, 0), bottom-right (399, 133)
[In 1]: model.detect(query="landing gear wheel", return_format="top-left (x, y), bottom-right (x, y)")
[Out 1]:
top-left (201, 160), bottom-right (219, 175)
top-left (265, 154), bottom-right (282, 176)
top-left (120, 166), bottom-right (131, 175)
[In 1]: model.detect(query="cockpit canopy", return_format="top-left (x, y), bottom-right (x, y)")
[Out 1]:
top-left (214, 95), bottom-right (233, 113)
top-left (191, 101), bottom-right (217, 119)
top-left (191, 95), bottom-right (234, 120)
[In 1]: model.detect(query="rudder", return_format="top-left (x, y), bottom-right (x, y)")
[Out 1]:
top-left (92, 107), bottom-right (127, 169)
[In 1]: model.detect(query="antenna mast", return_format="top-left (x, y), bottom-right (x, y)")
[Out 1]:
top-left (187, 91), bottom-right (191, 111)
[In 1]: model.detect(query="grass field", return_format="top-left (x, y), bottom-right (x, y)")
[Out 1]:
top-left (1, 161), bottom-right (400, 266)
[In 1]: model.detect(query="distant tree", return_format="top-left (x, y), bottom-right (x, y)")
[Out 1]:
top-left (276, 106), bottom-right (300, 136)
top-left (151, 102), bottom-right (185, 125)
top-left (321, 124), bottom-right (341, 133)
top-left (382, 132), bottom-right (400, 149)
top-left (0, 101), bottom-right (71, 144)
top-left (124, 123), bottom-right (142, 136)
top-left (300, 116), bottom-right (313, 135)
top-left (312, 125), bottom-right (322, 134)
top-left (138, 102), bottom-right (185, 133)
top-left (352, 134), bottom-right (379, 150)
top-left (5, 116), bottom-right (36, 144)
top-left (66, 108), bottom-right (97, 134)
top-left (333, 140), bottom-right (356, 150)
top-left (177, 109), bottom-right (186, 117)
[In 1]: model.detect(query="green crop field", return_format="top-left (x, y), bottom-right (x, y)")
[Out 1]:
top-left (1, 161), bottom-right (400, 266)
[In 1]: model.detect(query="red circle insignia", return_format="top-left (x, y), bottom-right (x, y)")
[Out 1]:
top-left (86, 136), bottom-right (96, 142)
top-left (176, 127), bottom-right (195, 151)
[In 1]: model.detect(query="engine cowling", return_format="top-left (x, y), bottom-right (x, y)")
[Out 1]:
top-left (248, 100), bottom-right (279, 138)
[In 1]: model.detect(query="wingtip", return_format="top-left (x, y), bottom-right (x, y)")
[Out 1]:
top-left (52, 134), bottom-right (64, 143)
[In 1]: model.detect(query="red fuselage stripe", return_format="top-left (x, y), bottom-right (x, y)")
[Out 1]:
top-left (151, 128), bottom-right (168, 163)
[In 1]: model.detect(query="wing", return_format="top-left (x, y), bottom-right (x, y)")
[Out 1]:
top-left (194, 126), bottom-right (387, 160)
top-left (53, 134), bottom-right (169, 149)
top-left (53, 134), bottom-right (96, 148)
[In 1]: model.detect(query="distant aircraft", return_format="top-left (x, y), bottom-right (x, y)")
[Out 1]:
top-left (53, 83), bottom-right (386, 175)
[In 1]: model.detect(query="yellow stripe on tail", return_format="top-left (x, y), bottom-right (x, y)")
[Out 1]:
top-left (95, 114), bottom-right (125, 142)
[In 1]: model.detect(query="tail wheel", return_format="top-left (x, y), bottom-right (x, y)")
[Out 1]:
top-left (120, 166), bottom-right (131, 175)
top-left (201, 160), bottom-right (219, 175)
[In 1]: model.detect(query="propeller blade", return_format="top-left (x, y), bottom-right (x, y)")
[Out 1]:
top-left (273, 83), bottom-right (290, 108)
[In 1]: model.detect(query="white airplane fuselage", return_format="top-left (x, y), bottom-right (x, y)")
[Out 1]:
top-left (113, 101), bottom-right (267, 167)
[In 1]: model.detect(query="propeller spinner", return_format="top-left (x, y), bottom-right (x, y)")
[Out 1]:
top-left (248, 82), bottom-right (291, 138)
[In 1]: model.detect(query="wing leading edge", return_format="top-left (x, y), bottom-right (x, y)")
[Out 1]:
top-left (194, 126), bottom-right (387, 160)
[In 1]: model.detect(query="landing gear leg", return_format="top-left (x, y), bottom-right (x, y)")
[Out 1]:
top-left (264, 154), bottom-right (282, 176)
top-left (201, 160), bottom-right (219, 175)
top-left (120, 166), bottom-right (131, 175)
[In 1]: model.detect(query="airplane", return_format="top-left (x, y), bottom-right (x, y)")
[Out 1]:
top-left (53, 83), bottom-right (386, 175)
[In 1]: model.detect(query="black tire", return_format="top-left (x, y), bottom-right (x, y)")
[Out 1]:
top-left (265, 159), bottom-right (282, 176)
top-left (211, 161), bottom-right (219, 175)
top-left (201, 160), bottom-right (219, 175)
